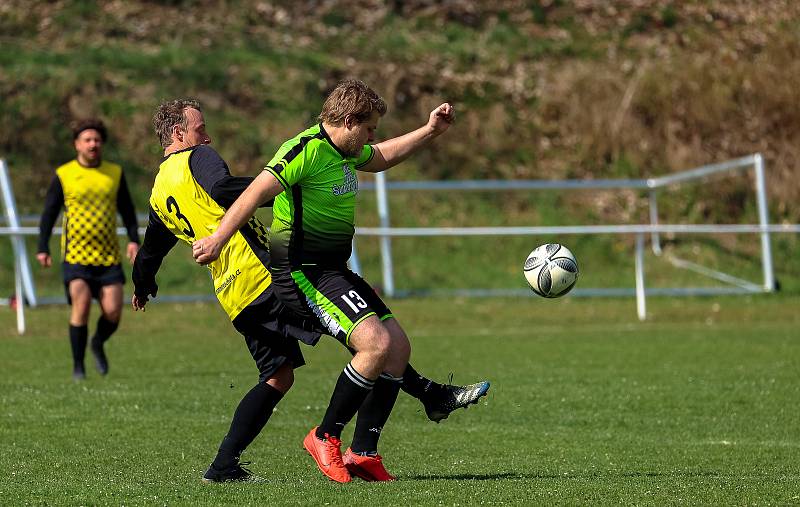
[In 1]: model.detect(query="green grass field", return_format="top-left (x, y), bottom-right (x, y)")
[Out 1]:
top-left (1, 295), bottom-right (799, 505)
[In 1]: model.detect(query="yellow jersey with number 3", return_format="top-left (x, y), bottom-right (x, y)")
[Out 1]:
top-left (149, 147), bottom-right (271, 319)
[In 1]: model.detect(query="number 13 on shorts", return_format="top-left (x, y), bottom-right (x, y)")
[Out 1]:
top-left (340, 290), bottom-right (368, 312)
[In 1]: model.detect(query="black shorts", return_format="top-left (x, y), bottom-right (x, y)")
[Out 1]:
top-left (269, 266), bottom-right (393, 347)
top-left (62, 262), bottom-right (125, 304)
top-left (232, 290), bottom-right (320, 382)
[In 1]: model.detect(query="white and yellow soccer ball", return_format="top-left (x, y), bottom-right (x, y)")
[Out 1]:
top-left (523, 243), bottom-right (579, 298)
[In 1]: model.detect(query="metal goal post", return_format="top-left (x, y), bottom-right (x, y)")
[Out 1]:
top-left (3, 154), bottom-right (800, 334)
top-left (353, 153), bottom-right (799, 320)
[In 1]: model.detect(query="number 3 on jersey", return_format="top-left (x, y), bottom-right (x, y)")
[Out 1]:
top-left (166, 195), bottom-right (195, 238)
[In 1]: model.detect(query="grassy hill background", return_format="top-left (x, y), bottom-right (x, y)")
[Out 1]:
top-left (1, 0), bottom-right (798, 294)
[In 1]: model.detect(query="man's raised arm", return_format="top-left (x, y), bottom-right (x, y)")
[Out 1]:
top-left (359, 102), bottom-right (455, 173)
top-left (191, 170), bottom-right (284, 264)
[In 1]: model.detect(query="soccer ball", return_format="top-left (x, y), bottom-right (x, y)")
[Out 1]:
top-left (523, 243), bottom-right (579, 298)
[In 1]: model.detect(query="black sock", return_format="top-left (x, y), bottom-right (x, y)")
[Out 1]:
top-left (400, 363), bottom-right (437, 399)
top-left (212, 382), bottom-right (284, 469)
top-left (92, 316), bottom-right (119, 344)
top-left (351, 373), bottom-right (403, 455)
top-left (69, 324), bottom-right (88, 367)
top-left (317, 362), bottom-right (374, 440)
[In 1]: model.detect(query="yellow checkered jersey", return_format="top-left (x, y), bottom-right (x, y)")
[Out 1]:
top-left (148, 147), bottom-right (271, 320)
top-left (54, 160), bottom-right (126, 265)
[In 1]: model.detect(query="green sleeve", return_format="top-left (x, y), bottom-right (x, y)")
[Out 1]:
top-left (354, 144), bottom-right (375, 168)
top-left (265, 139), bottom-right (319, 189)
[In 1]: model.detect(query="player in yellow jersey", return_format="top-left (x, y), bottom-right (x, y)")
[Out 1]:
top-left (132, 99), bottom-right (489, 483)
top-left (134, 99), bottom-right (319, 482)
top-left (37, 119), bottom-right (140, 380)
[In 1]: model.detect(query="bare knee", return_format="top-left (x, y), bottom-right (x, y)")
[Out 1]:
top-left (69, 295), bottom-right (92, 326)
top-left (367, 325), bottom-right (392, 365)
top-left (99, 285), bottom-right (123, 323)
top-left (265, 362), bottom-right (294, 394)
top-left (349, 317), bottom-right (394, 378)
top-left (102, 307), bottom-right (122, 323)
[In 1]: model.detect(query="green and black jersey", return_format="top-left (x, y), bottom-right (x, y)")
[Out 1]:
top-left (265, 123), bottom-right (374, 270)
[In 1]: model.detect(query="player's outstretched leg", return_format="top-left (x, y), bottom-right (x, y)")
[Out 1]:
top-left (402, 365), bottom-right (490, 423)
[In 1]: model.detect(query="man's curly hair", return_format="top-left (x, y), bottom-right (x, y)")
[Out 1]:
top-left (153, 98), bottom-right (202, 148)
top-left (71, 118), bottom-right (107, 142)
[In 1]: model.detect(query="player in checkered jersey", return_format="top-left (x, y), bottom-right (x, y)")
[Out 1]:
top-left (37, 118), bottom-right (140, 380)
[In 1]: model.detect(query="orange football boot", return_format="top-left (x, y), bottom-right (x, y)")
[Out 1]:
top-left (303, 427), bottom-right (351, 483)
top-left (343, 448), bottom-right (396, 482)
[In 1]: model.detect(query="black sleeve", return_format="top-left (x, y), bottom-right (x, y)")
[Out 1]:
top-left (209, 175), bottom-right (274, 209)
top-left (131, 206), bottom-right (179, 299)
top-left (38, 175), bottom-right (64, 254)
top-left (188, 144), bottom-right (231, 196)
top-left (189, 145), bottom-right (273, 209)
top-left (116, 173), bottom-right (140, 244)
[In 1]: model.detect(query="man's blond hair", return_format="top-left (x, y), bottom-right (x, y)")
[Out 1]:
top-left (318, 79), bottom-right (387, 126)
top-left (153, 98), bottom-right (202, 148)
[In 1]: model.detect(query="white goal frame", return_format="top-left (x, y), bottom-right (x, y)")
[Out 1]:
top-left (3, 154), bottom-right (800, 334)
top-left (353, 153), bottom-right (799, 320)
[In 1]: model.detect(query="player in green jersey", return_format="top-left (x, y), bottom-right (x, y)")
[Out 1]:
top-left (139, 98), bottom-right (488, 482)
top-left (193, 79), bottom-right (482, 482)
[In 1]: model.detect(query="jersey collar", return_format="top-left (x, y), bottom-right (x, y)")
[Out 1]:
top-left (161, 145), bottom-right (198, 164)
top-left (75, 158), bottom-right (102, 169)
top-left (318, 123), bottom-right (349, 159)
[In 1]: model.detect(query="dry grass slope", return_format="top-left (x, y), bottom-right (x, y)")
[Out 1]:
top-left (1, 0), bottom-right (799, 221)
